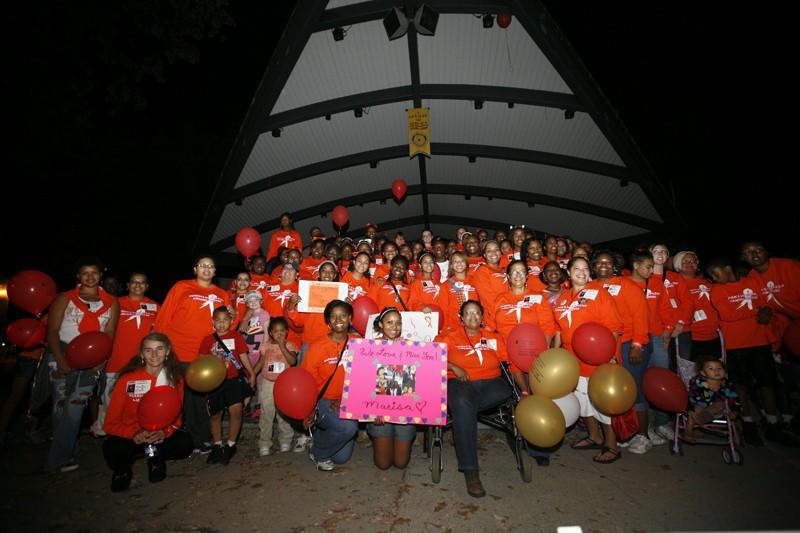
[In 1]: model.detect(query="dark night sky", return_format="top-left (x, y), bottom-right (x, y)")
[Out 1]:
top-left (4, 2), bottom-right (798, 300)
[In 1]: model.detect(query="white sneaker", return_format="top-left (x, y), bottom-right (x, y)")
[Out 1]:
top-left (647, 426), bottom-right (667, 445)
top-left (308, 451), bottom-right (335, 471)
top-left (59, 460), bottom-right (80, 473)
top-left (655, 423), bottom-right (675, 441)
top-left (626, 434), bottom-right (652, 455)
top-left (618, 439), bottom-right (631, 448)
top-left (293, 435), bottom-right (311, 453)
top-left (259, 446), bottom-right (272, 457)
top-left (279, 443), bottom-right (292, 453)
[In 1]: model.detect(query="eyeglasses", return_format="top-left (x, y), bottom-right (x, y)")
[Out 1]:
top-left (197, 264), bottom-right (216, 270)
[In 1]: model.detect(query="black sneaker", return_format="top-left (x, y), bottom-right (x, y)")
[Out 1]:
top-left (194, 442), bottom-right (214, 455)
top-left (221, 443), bottom-right (237, 465)
top-left (742, 422), bottom-right (764, 446)
top-left (111, 470), bottom-right (132, 492)
top-left (207, 444), bottom-right (224, 464)
top-left (148, 459), bottom-right (167, 483)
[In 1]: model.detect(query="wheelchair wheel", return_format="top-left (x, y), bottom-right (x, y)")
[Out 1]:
top-left (430, 442), bottom-right (443, 483)
top-left (514, 437), bottom-right (533, 483)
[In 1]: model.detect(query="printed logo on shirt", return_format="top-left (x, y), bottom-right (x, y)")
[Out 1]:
top-left (762, 280), bottom-right (785, 307)
top-left (189, 294), bottom-right (225, 317)
top-left (604, 284), bottom-right (621, 297)
top-left (125, 380), bottom-right (151, 399)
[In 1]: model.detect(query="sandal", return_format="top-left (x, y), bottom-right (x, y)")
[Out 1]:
top-left (571, 437), bottom-right (603, 450)
top-left (593, 446), bottom-right (622, 464)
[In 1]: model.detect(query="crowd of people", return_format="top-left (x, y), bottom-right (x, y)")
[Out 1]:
top-left (2, 211), bottom-right (799, 498)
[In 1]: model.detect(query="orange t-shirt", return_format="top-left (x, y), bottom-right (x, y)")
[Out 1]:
top-left (663, 270), bottom-right (693, 328)
top-left (268, 230), bottom-right (302, 260)
top-left (299, 256), bottom-right (323, 281)
top-left (684, 277), bottom-right (720, 341)
top-left (748, 258), bottom-right (800, 320)
top-left (590, 278), bottom-right (648, 346)
top-left (436, 327), bottom-right (514, 380)
top-left (286, 307), bottom-right (329, 346)
top-left (103, 369), bottom-right (183, 439)
top-left (552, 286), bottom-right (623, 377)
top-left (230, 291), bottom-right (248, 330)
top-left (107, 296), bottom-right (159, 372)
top-left (341, 271), bottom-right (371, 301)
top-left (408, 277), bottom-right (450, 328)
top-left (372, 263), bottom-right (390, 282)
top-left (368, 280), bottom-right (412, 311)
top-left (261, 281), bottom-right (301, 346)
top-left (628, 276), bottom-right (675, 335)
top-left (300, 334), bottom-right (358, 400)
top-left (249, 273), bottom-right (272, 292)
top-left (710, 278), bottom-right (771, 350)
top-left (489, 290), bottom-right (558, 340)
top-left (471, 264), bottom-right (509, 324)
top-left (154, 280), bottom-right (231, 362)
top-left (442, 276), bottom-right (479, 332)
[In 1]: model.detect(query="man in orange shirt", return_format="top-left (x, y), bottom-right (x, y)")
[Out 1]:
top-left (706, 257), bottom-right (794, 446)
top-left (93, 272), bottom-right (159, 437)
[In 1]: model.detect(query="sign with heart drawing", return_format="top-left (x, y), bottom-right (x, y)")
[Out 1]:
top-left (339, 338), bottom-right (448, 425)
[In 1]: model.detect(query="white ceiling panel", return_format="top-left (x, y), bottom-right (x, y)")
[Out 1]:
top-left (426, 99), bottom-right (623, 165)
top-left (425, 156), bottom-right (659, 221)
top-left (237, 100), bottom-right (412, 187)
top-left (273, 20), bottom-right (411, 114)
top-left (418, 14), bottom-right (570, 93)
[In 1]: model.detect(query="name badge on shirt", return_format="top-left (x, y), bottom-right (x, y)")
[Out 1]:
top-left (267, 285), bottom-right (280, 293)
top-left (480, 338), bottom-right (498, 350)
top-left (142, 303), bottom-right (157, 312)
top-left (669, 298), bottom-right (678, 309)
top-left (693, 309), bottom-right (708, 322)
top-left (605, 284), bottom-right (621, 296)
top-left (222, 338), bottom-right (236, 351)
top-left (646, 289), bottom-right (656, 299)
top-left (523, 295), bottom-right (542, 305)
top-left (422, 281), bottom-right (434, 288)
top-left (580, 289), bottom-right (599, 301)
top-left (369, 267), bottom-right (377, 276)
top-left (268, 362), bottom-right (286, 374)
top-left (126, 380), bottom-right (151, 397)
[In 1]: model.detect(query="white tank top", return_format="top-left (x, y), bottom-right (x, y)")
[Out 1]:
top-left (59, 298), bottom-right (112, 343)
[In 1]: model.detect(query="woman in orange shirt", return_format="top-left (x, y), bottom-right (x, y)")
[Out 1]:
top-left (341, 252), bottom-right (371, 302)
top-left (471, 240), bottom-right (508, 325)
top-left (286, 261), bottom-right (343, 352)
top-left (552, 257), bottom-right (623, 464)
top-left (102, 333), bottom-right (192, 492)
top-left (409, 252), bottom-right (450, 323)
top-left (435, 300), bottom-right (526, 498)
top-left (540, 261), bottom-right (568, 307)
top-left (442, 252), bottom-right (479, 332)
top-left (489, 260), bottom-right (557, 345)
top-left (267, 212), bottom-right (303, 260)
top-left (368, 256), bottom-right (412, 311)
top-left (300, 300), bottom-right (359, 471)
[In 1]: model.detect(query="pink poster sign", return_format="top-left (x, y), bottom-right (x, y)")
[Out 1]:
top-left (339, 338), bottom-right (448, 426)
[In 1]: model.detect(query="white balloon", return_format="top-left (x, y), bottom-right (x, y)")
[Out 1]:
top-left (553, 392), bottom-right (581, 427)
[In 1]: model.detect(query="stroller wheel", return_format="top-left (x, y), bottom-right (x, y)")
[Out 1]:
top-left (430, 442), bottom-right (442, 483)
top-left (514, 437), bottom-right (533, 483)
top-left (731, 447), bottom-right (743, 466)
top-left (669, 441), bottom-right (683, 456)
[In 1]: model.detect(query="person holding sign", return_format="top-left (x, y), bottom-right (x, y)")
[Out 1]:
top-left (367, 308), bottom-right (416, 469)
top-left (102, 333), bottom-right (191, 492)
top-left (368, 256), bottom-right (412, 311)
top-left (300, 300), bottom-right (360, 471)
top-left (286, 261), bottom-right (344, 354)
top-left (435, 300), bottom-right (524, 498)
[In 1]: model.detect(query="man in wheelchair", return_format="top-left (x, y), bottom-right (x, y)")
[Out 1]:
top-left (435, 300), bottom-right (530, 497)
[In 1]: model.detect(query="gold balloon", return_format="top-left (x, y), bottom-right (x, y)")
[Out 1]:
top-left (515, 395), bottom-right (566, 448)
top-left (530, 348), bottom-right (580, 399)
top-left (186, 355), bottom-right (226, 392)
top-left (588, 364), bottom-right (637, 415)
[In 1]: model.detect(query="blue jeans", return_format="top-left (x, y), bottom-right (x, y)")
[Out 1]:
top-left (647, 334), bottom-right (670, 427)
top-left (620, 341), bottom-right (652, 411)
top-left (46, 353), bottom-right (99, 468)
top-left (311, 398), bottom-right (358, 464)
top-left (448, 376), bottom-right (511, 472)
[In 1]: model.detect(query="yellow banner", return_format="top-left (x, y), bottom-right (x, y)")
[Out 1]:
top-left (407, 107), bottom-right (430, 158)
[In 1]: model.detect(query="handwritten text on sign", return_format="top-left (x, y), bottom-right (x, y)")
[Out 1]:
top-left (339, 338), bottom-right (448, 425)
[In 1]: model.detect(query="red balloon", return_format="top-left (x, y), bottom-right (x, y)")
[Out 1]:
top-left (425, 303), bottom-right (444, 333)
top-left (497, 14), bottom-right (512, 28)
top-left (643, 367), bottom-right (688, 412)
top-left (65, 331), bottom-right (113, 369)
top-left (274, 367), bottom-right (318, 420)
top-left (6, 318), bottom-right (46, 349)
top-left (507, 323), bottom-right (548, 371)
top-left (332, 205), bottom-right (349, 227)
top-left (572, 322), bottom-right (616, 365)
top-left (235, 227), bottom-right (261, 258)
top-left (138, 386), bottom-right (182, 431)
top-left (784, 320), bottom-right (800, 358)
top-left (8, 270), bottom-right (57, 315)
top-left (352, 296), bottom-right (379, 336)
top-left (391, 179), bottom-right (407, 201)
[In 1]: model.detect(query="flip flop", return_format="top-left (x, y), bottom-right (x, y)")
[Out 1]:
top-left (593, 446), bottom-right (622, 464)
top-left (571, 436), bottom-right (603, 450)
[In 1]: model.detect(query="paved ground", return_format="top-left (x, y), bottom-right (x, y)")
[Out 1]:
top-left (1, 421), bottom-right (799, 532)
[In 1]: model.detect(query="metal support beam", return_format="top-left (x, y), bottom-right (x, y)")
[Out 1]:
top-left (210, 183), bottom-right (660, 252)
top-left (229, 142), bottom-right (631, 202)
top-left (344, 214), bottom-right (519, 239)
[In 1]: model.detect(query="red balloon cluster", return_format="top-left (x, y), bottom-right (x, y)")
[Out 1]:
top-left (6, 318), bottom-right (46, 349)
top-left (391, 179), bottom-right (407, 201)
top-left (352, 296), bottom-right (379, 336)
top-left (138, 386), bottom-right (182, 431)
top-left (274, 367), bottom-right (318, 420)
top-left (332, 205), bottom-right (349, 227)
top-left (8, 270), bottom-right (57, 315)
top-left (571, 322), bottom-right (616, 365)
top-left (235, 227), bottom-right (261, 257)
top-left (65, 331), bottom-right (113, 369)
top-left (643, 368), bottom-right (688, 412)
top-left (506, 323), bottom-right (548, 371)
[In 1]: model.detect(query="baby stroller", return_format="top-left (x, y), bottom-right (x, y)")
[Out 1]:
top-left (424, 362), bottom-right (533, 483)
top-left (670, 331), bottom-right (742, 465)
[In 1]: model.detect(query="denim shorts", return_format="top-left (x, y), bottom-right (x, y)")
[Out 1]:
top-left (367, 421), bottom-right (417, 441)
